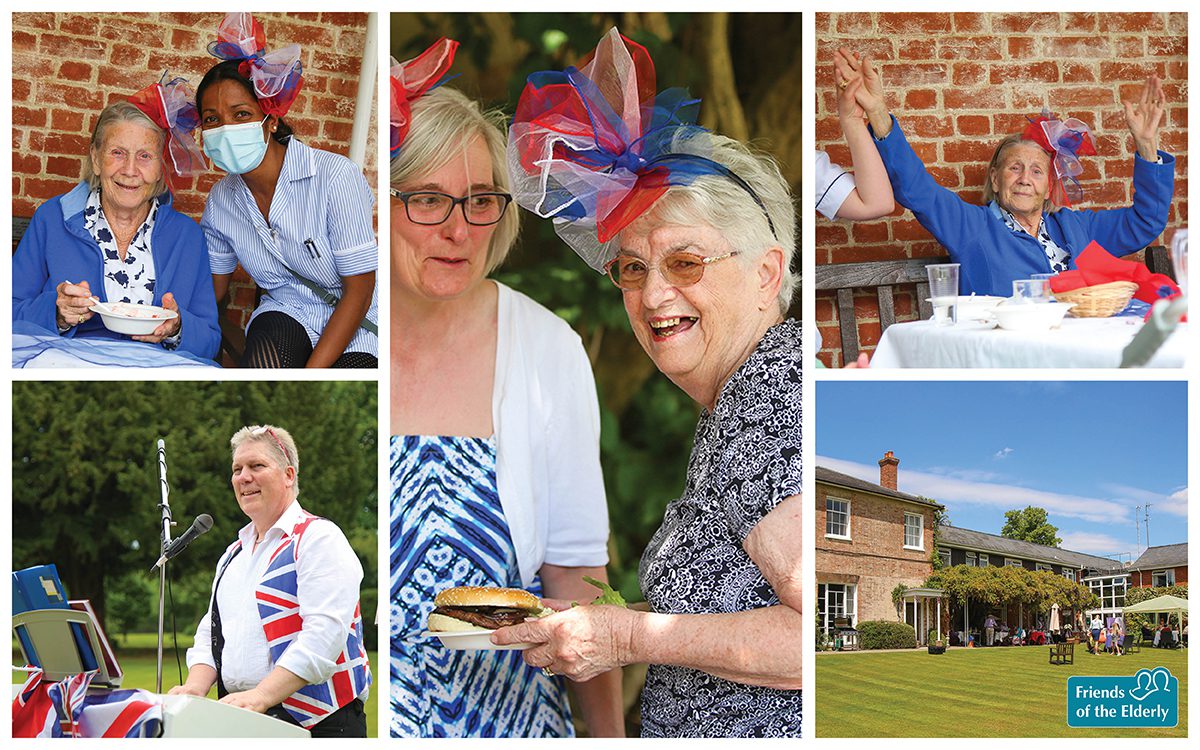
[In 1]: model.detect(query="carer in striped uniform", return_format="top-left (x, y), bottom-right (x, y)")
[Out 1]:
top-left (197, 13), bottom-right (379, 368)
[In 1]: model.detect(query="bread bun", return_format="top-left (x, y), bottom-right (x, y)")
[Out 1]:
top-left (433, 586), bottom-right (541, 610)
top-left (427, 613), bottom-right (491, 633)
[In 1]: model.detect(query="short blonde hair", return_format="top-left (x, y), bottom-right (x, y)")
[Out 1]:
top-left (983, 134), bottom-right (1058, 213)
top-left (389, 86), bottom-right (520, 274)
top-left (230, 424), bottom-right (300, 492)
top-left (82, 101), bottom-right (169, 198)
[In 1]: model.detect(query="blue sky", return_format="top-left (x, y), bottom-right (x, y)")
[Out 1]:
top-left (816, 381), bottom-right (1187, 561)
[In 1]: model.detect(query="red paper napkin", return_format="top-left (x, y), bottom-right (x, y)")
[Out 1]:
top-left (1048, 241), bottom-right (1181, 304)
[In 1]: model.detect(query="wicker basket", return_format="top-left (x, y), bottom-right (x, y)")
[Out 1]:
top-left (1052, 281), bottom-right (1138, 317)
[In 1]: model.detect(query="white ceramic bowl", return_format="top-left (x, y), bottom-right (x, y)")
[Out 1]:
top-left (989, 301), bottom-right (1074, 332)
top-left (90, 302), bottom-right (177, 336)
top-left (954, 295), bottom-right (1006, 322)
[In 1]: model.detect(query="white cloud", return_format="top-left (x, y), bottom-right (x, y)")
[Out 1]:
top-left (1100, 483), bottom-right (1188, 518)
top-left (925, 465), bottom-right (1006, 482)
top-left (993, 447), bottom-right (1014, 460)
top-left (1058, 531), bottom-right (1131, 557)
top-left (818, 455), bottom-right (1129, 524)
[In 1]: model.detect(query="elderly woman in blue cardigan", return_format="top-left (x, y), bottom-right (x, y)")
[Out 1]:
top-left (835, 48), bottom-right (1174, 296)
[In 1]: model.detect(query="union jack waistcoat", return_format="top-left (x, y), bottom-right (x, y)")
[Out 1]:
top-left (214, 512), bottom-right (371, 728)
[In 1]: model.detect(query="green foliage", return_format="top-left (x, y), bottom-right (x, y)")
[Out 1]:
top-left (857, 620), bottom-right (917, 650)
top-left (929, 504), bottom-right (949, 570)
top-left (1000, 506), bottom-right (1062, 547)
top-left (1123, 584), bottom-right (1189, 633)
top-left (891, 583), bottom-right (909, 607)
top-left (11, 381), bottom-right (378, 650)
top-left (815, 611), bottom-right (831, 651)
top-left (926, 564), bottom-right (1097, 613)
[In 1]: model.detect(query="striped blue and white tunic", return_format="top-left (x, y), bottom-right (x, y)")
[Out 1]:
top-left (389, 435), bottom-right (573, 738)
top-left (200, 138), bottom-right (379, 356)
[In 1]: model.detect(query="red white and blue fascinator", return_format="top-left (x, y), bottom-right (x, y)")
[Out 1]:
top-left (1021, 107), bottom-right (1097, 208)
top-left (127, 71), bottom-right (205, 188)
top-left (508, 28), bottom-right (778, 272)
top-left (390, 37), bottom-right (459, 159)
top-left (208, 12), bottom-right (303, 117)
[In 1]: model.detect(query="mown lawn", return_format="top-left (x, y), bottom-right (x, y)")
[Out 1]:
top-left (816, 645), bottom-right (1187, 737)
top-left (15, 635), bottom-right (380, 737)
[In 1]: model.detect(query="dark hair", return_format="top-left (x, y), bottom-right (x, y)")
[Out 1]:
top-left (196, 60), bottom-right (293, 143)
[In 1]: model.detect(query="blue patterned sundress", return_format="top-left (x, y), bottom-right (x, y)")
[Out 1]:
top-left (389, 435), bottom-right (574, 737)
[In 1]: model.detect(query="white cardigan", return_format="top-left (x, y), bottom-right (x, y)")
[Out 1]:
top-left (492, 282), bottom-right (610, 587)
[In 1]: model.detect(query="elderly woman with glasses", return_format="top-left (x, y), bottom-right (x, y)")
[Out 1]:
top-left (493, 30), bottom-right (802, 738)
top-left (387, 40), bottom-right (623, 738)
top-left (171, 424), bottom-right (371, 737)
top-left (835, 48), bottom-right (1174, 296)
top-left (12, 76), bottom-right (220, 360)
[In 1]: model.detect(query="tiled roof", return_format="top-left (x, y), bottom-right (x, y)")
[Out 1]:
top-left (1129, 543), bottom-right (1188, 571)
top-left (939, 525), bottom-right (1124, 572)
top-left (815, 466), bottom-right (942, 508)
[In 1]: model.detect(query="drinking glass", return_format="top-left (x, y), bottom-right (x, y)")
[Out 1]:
top-left (1170, 229), bottom-right (1188, 296)
top-left (1013, 278), bottom-right (1050, 303)
top-left (926, 263), bottom-right (960, 325)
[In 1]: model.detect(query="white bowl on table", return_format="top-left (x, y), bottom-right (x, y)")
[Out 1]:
top-left (989, 301), bottom-right (1074, 332)
top-left (953, 295), bottom-right (1005, 323)
top-left (89, 301), bottom-right (177, 336)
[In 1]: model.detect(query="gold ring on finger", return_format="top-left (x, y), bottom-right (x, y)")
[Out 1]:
top-left (541, 666), bottom-right (554, 677)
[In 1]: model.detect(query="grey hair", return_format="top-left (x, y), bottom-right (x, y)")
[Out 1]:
top-left (82, 101), bottom-right (169, 198)
top-left (982, 134), bottom-right (1059, 214)
top-left (636, 133), bottom-right (797, 314)
top-left (389, 86), bottom-right (520, 274)
top-left (230, 424), bottom-right (300, 493)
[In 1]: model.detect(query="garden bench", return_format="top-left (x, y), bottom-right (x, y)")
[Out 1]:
top-left (1048, 640), bottom-right (1074, 665)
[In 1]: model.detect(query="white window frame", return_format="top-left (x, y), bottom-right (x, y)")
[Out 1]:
top-left (965, 551), bottom-right (978, 567)
top-left (825, 497), bottom-right (851, 540)
top-left (937, 547), bottom-right (951, 567)
top-left (1005, 558), bottom-right (1023, 568)
top-left (979, 553), bottom-right (989, 567)
top-left (903, 512), bottom-right (924, 550)
top-left (1036, 563), bottom-right (1053, 573)
top-left (1063, 569), bottom-right (1076, 582)
top-left (1152, 569), bottom-right (1175, 587)
top-left (818, 583), bottom-right (857, 633)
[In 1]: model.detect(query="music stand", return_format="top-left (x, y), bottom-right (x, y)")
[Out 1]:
top-left (12, 602), bottom-right (122, 687)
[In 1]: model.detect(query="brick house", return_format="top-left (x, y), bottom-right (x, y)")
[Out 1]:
top-left (1128, 543), bottom-right (1188, 588)
top-left (815, 452), bottom-right (942, 639)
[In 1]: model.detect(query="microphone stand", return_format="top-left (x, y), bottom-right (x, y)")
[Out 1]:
top-left (155, 439), bottom-right (174, 694)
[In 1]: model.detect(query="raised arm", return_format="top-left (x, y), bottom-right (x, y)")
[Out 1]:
top-left (1124, 75), bottom-right (1166, 161)
top-left (833, 68), bottom-right (894, 220)
top-left (835, 47), bottom-right (891, 138)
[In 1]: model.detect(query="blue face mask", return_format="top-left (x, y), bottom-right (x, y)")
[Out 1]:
top-left (203, 116), bottom-right (270, 175)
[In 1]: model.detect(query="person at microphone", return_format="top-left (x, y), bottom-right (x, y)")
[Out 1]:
top-left (169, 424), bottom-right (371, 737)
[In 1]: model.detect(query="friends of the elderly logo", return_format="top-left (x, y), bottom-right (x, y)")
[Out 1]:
top-left (1067, 667), bottom-right (1178, 727)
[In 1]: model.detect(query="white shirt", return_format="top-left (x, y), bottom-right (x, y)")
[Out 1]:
top-left (201, 139), bottom-right (379, 355)
top-left (815, 150), bottom-right (857, 220)
top-left (492, 283), bottom-right (610, 586)
top-left (186, 500), bottom-right (367, 695)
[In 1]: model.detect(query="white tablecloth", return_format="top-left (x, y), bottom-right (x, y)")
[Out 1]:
top-left (871, 317), bottom-right (1188, 368)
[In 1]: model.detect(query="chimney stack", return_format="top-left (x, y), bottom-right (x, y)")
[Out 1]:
top-left (879, 451), bottom-right (900, 490)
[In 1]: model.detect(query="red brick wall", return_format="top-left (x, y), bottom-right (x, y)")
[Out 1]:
top-left (814, 12), bottom-right (1188, 366)
top-left (1130, 566), bottom-right (1188, 588)
top-left (816, 483), bottom-right (935, 624)
top-left (12, 12), bottom-right (378, 330)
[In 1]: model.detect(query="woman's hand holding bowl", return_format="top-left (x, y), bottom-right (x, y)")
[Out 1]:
top-left (491, 604), bottom-right (638, 682)
top-left (131, 292), bottom-right (182, 343)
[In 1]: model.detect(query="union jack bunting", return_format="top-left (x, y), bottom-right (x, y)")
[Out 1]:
top-left (12, 668), bottom-right (61, 737)
top-left (76, 689), bottom-right (163, 738)
top-left (227, 512), bottom-right (371, 728)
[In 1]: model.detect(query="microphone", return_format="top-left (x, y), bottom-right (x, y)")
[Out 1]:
top-left (152, 514), bottom-right (214, 569)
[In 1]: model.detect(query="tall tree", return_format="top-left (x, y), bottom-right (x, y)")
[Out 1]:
top-left (1000, 506), bottom-right (1062, 547)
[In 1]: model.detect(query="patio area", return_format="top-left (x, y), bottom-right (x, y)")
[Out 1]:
top-left (816, 645), bottom-right (1187, 737)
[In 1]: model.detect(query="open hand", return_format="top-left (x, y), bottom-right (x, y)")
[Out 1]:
top-left (1123, 75), bottom-right (1166, 160)
top-left (218, 687), bottom-right (270, 713)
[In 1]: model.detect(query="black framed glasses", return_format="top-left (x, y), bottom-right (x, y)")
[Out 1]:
top-left (390, 188), bottom-right (513, 226)
top-left (604, 250), bottom-right (740, 290)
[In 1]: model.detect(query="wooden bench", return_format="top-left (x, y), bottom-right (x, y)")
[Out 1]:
top-left (814, 258), bottom-right (940, 363)
top-left (815, 247), bottom-right (1177, 364)
top-left (1048, 640), bottom-right (1075, 665)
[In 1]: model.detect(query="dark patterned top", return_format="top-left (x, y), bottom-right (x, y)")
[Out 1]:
top-left (84, 188), bottom-right (159, 306)
top-left (638, 319), bottom-right (802, 738)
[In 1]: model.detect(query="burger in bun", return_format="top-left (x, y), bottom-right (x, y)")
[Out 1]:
top-left (427, 586), bottom-right (548, 632)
